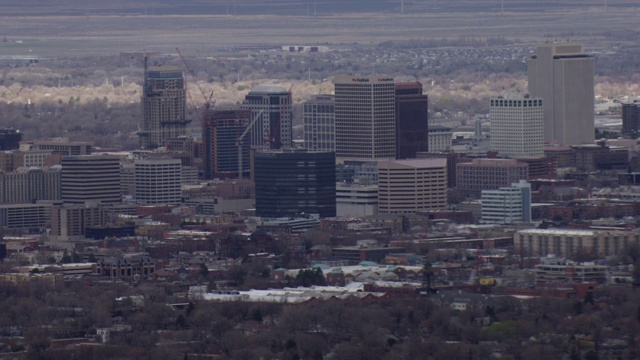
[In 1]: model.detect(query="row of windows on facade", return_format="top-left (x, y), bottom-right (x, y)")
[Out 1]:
top-left (491, 99), bottom-right (542, 107)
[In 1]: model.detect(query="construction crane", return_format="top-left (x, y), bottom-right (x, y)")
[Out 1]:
top-left (176, 48), bottom-right (213, 130)
top-left (236, 109), bottom-right (264, 179)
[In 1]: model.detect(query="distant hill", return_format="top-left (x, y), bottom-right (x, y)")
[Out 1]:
top-left (2, 0), bottom-right (639, 17)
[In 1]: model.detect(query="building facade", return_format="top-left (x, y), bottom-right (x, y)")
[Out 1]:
top-left (50, 204), bottom-right (106, 241)
top-left (1, 167), bottom-right (61, 204)
top-left (0, 129), bottom-right (22, 150)
top-left (254, 150), bottom-right (336, 218)
top-left (139, 66), bottom-right (188, 149)
top-left (203, 109), bottom-right (251, 180)
top-left (303, 95), bottom-right (335, 152)
top-left (395, 82), bottom-right (428, 159)
top-left (334, 75), bottom-right (396, 159)
top-left (514, 228), bottom-right (640, 260)
top-left (456, 158), bottom-right (529, 198)
top-left (21, 139), bottom-right (93, 156)
top-left (481, 180), bottom-right (531, 224)
top-left (241, 86), bottom-right (292, 150)
top-left (377, 158), bottom-right (448, 214)
top-left (490, 93), bottom-right (544, 158)
top-left (336, 183), bottom-right (379, 217)
top-left (428, 126), bottom-right (452, 152)
top-left (134, 158), bottom-right (182, 206)
top-left (61, 155), bottom-right (121, 205)
top-left (621, 99), bottom-right (640, 136)
top-left (527, 42), bottom-right (594, 145)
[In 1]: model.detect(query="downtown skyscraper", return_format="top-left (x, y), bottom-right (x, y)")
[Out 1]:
top-left (527, 42), bottom-right (594, 146)
top-left (333, 75), bottom-right (396, 160)
top-left (139, 65), bottom-right (189, 149)
top-left (241, 86), bottom-right (292, 150)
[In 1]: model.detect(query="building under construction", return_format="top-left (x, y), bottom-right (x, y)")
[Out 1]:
top-left (203, 109), bottom-right (251, 180)
top-left (241, 86), bottom-right (292, 151)
top-left (139, 63), bottom-right (190, 149)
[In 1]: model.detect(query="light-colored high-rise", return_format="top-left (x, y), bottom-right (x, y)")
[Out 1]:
top-left (527, 42), bottom-right (594, 145)
top-left (377, 158), bottom-right (447, 214)
top-left (490, 93), bottom-right (544, 158)
top-left (334, 75), bottom-right (396, 159)
top-left (303, 95), bottom-right (335, 152)
top-left (134, 158), bottom-right (182, 205)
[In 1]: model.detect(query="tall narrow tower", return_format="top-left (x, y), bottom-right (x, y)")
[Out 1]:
top-left (334, 75), bottom-right (396, 160)
top-left (395, 82), bottom-right (428, 159)
top-left (203, 109), bottom-right (251, 180)
top-left (527, 42), bottom-right (594, 145)
top-left (139, 63), bottom-right (189, 149)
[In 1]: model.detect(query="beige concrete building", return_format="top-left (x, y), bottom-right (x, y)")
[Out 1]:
top-left (456, 158), bottom-right (528, 198)
top-left (50, 204), bottom-right (107, 241)
top-left (334, 75), bottom-right (396, 160)
top-left (490, 93), bottom-right (544, 158)
top-left (1, 166), bottom-right (61, 204)
top-left (378, 158), bottom-right (447, 214)
top-left (514, 228), bottom-right (640, 260)
top-left (428, 125), bottom-right (452, 152)
top-left (134, 158), bottom-right (182, 205)
top-left (527, 42), bottom-right (594, 145)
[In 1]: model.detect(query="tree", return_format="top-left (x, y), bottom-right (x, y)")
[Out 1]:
top-left (295, 268), bottom-right (326, 287)
top-left (199, 263), bottom-right (209, 277)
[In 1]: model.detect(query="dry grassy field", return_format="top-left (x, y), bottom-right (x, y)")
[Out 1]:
top-left (0, 3), bottom-right (638, 58)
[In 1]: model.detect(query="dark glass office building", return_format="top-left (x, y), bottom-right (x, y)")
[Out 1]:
top-left (395, 82), bottom-right (428, 159)
top-left (203, 109), bottom-right (250, 180)
top-left (254, 150), bottom-right (336, 218)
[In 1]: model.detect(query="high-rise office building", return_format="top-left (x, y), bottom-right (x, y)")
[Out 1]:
top-left (1, 167), bottom-right (61, 204)
top-left (621, 99), bottom-right (640, 136)
top-left (203, 109), bottom-right (251, 179)
top-left (61, 155), bottom-right (121, 205)
top-left (395, 82), bottom-right (428, 159)
top-left (527, 42), bottom-right (594, 145)
top-left (241, 86), bottom-right (292, 150)
top-left (490, 93), bottom-right (544, 158)
top-left (334, 75), bottom-right (396, 159)
top-left (254, 150), bottom-right (336, 218)
top-left (303, 95), bottom-right (335, 152)
top-left (139, 65), bottom-right (189, 149)
top-left (377, 158), bottom-right (447, 214)
top-left (134, 158), bottom-right (182, 205)
top-left (481, 180), bottom-right (532, 224)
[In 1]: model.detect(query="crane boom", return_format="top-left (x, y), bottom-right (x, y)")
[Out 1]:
top-left (237, 109), bottom-right (264, 179)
